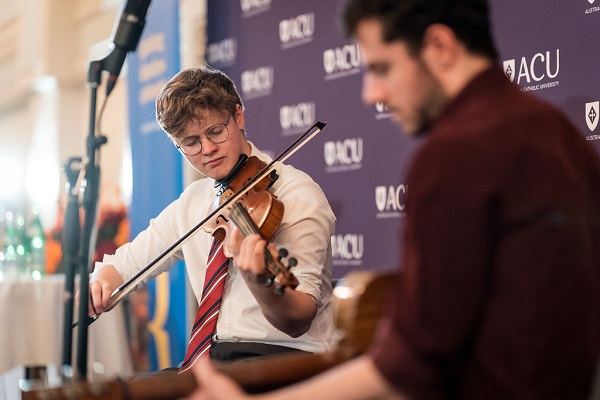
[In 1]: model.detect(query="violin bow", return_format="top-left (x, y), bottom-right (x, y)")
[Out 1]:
top-left (74, 121), bottom-right (327, 328)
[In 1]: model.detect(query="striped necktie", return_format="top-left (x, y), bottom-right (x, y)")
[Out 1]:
top-left (179, 238), bottom-right (229, 372)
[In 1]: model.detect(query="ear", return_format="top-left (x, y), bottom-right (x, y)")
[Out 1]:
top-left (234, 103), bottom-right (245, 130)
top-left (420, 24), bottom-right (460, 75)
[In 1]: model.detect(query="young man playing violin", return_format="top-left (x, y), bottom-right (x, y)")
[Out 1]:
top-left (88, 66), bottom-right (336, 370)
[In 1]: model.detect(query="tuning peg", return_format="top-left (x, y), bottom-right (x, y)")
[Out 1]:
top-left (274, 286), bottom-right (285, 297)
top-left (265, 276), bottom-right (274, 287)
top-left (268, 170), bottom-right (280, 188)
top-left (287, 257), bottom-right (297, 268)
top-left (278, 248), bottom-right (289, 259)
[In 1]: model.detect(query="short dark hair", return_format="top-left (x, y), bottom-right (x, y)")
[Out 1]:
top-left (155, 66), bottom-right (244, 138)
top-left (341, 0), bottom-right (499, 60)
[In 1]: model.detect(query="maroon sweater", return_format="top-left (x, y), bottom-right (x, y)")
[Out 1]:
top-left (370, 66), bottom-right (600, 399)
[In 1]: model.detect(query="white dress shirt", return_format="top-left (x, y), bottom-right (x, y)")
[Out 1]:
top-left (100, 143), bottom-right (336, 353)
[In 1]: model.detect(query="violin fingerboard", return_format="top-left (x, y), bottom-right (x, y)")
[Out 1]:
top-left (230, 202), bottom-right (259, 237)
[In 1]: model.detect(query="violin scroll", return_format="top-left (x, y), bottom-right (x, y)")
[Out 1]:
top-left (265, 247), bottom-right (298, 297)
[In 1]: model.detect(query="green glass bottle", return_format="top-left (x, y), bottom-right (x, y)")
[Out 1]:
top-left (2, 211), bottom-right (19, 279)
top-left (28, 206), bottom-right (46, 280)
top-left (15, 213), bottom-right (29, 278)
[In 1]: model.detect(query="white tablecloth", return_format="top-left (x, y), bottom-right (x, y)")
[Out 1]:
top-left (0, 274), bottom-right (133, 397)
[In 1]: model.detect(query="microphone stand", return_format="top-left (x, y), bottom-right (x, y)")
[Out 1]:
top-left (60, 157), bottom-right (83, 370)
top-left (60, 0), bottom-right (152, 380)
top-left (75, 60), bottom-right (107, 379)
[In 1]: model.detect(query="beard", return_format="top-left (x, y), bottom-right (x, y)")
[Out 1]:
top-left (411, 61), bottom-right (448, 137)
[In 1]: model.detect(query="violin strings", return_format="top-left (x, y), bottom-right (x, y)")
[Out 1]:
top-left (230, 203), bottom-right (282, 274)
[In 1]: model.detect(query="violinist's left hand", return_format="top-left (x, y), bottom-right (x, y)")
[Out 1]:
top-left (225, 227), bottom-right (275, 283)
top-left (224, 227), bottom-right (317, 338)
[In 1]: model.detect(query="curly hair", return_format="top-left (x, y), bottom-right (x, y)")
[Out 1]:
top-left (155, 66), bottom-right (244, 138)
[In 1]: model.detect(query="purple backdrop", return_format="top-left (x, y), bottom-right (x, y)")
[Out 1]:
top-left (206, 0), bottom-right (600, 279)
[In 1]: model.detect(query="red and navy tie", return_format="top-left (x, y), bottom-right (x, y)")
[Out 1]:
top-left (179, 238), bottom-right (229, 372)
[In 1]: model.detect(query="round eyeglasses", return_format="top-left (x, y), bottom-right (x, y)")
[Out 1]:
top-left (176, 114), bottom-right (231, 156)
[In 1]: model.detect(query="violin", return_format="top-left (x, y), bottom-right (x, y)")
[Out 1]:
top-left (204, 154), bottom-right (299, 295)
top-left (75, 121), bottom-right (326, 327)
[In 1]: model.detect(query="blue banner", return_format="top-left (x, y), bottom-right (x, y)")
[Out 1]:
top-left (126, 0), bottom-right (186, 370)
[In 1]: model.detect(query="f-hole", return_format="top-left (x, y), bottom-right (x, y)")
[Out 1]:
top-left (216, 214), bottom-right (229, 225)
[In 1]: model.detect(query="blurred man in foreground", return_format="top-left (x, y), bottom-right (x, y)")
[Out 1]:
top-left (188, 0), bottom-right (600, 398)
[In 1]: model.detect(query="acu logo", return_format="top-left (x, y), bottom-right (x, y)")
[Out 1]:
top-left (375, 102), bottom-right (389, 113)
top-left (586, 101), bottom-right (599, 132)
top-left (503, 59), bottom-right (515, 82)
top-left (375, 185), bottom-right (407, 212)
top-left (207, 38), bottom-right (237, 66)
top-left (331, 234), bottom-right (364, 260)
top-left (241, 67), bottom-right (274, 95)
top-left (280, 102), bottom-right (315, 130)
top-left (324, 139), bottom-right (363, 166)
top-left (323, 43), bottom-right (360, 74)
top-left (503, 49), bottom-right (559, 84)
top-left (279, 13), bottom-right (315, 44)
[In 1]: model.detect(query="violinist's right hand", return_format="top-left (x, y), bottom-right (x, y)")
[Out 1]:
top-left (87, 264), bottom-right (124, 316)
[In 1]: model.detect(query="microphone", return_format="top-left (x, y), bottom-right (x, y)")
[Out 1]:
top-left (104, 0), bottom-right (152, 96)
